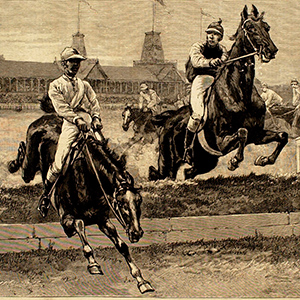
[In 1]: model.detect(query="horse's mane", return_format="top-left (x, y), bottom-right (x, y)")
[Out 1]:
top-left (86, 136), bottom-right (127, 176)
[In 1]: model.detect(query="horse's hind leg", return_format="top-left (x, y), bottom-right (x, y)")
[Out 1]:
top-left (99, 219), bottom-right (154, 294)
top-left (227, 128), bottom-right (248, 171)
top-left (74, 219), bottom-right (103, 275)
top-left (218, 128), bottom-right (248, 171)
top-left (253, 130), bottom-right (288, 166)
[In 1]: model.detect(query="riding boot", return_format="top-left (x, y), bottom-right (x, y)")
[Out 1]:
top-left (183, 129), bottom-right (195, 165)
top-left (38, 179), bottom-right (54, 218)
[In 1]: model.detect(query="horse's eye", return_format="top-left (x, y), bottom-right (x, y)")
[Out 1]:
top-left (247, 25), bottom-right (255, 32)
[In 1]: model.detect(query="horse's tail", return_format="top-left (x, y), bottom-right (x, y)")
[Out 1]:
top-left (39, 94), bottom-right (56, 113)
top-left (151, 107), bottom-right (190, 127)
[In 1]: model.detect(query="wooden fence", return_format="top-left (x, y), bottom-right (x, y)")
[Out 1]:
top-left (0, 77), bottom-right (186, 99)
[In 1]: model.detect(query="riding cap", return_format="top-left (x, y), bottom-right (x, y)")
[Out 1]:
top-left (291, 78), bottom-right (299, 85)
top-left (205, 19), bottom-right (224, 38)
top-left (140, 83), bottom-right (149, 91)
top-left (60, 47), bottom-right (86, 61)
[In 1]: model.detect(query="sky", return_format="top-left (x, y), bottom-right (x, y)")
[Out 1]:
top-left (0, 0), bottom-right (299, 85)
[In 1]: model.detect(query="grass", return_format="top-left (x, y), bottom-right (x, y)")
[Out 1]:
top-left (1, 173), bottom-right (300, 223)
top-left (1, 234), bottom-right (300, 276)
top-left (140, 173), bottom-right (300, 218)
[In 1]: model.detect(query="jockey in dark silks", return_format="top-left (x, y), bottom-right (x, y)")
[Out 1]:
top-left (38, 47), bottom-right (103, 218)
top-left (184, 19), bottom-right (228, 165)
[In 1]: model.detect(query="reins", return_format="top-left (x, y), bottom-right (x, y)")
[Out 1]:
top-left (193, 18), bottom-right (260, 139)
top-left (81, 131), bottom-right (128, 230)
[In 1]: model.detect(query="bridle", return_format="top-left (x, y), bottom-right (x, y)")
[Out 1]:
top-left (242, 18), bottom-right (261, 54)
top-left (82, 132), bottom-right (136, 232)
top-left (224, 18), bottom-right (262, 66)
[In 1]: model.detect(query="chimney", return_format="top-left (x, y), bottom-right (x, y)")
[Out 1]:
top-left (72, 32), bottom-right (87, 57)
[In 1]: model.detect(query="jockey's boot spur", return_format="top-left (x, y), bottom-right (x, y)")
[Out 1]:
top-left (183, 129), bottom-right (195, 166)
top-left (38, 180), bottom-right (54, 218)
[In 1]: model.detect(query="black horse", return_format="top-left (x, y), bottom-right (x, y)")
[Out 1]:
top-left (121, 104), bottom-right (177, 147)
top-left (8, 115), bottom-right (154, 294)
top-left (149, 5), bottom-right (288, 181)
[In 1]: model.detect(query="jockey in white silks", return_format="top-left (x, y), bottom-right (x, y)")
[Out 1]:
top-left (184, 19), bottom-right (228, 165)
top-left (38, 47), bottom-right (103, 218)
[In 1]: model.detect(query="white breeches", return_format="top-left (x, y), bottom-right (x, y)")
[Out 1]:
top-left (190, 75), bottom-right (214, 120)
top-left (187, 75), bottom-right (214, 133)
top-left (46, 112), bottom-right (92, 182)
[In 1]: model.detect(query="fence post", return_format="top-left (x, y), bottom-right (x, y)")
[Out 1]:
top-left (296, 137), bottom-right (300, 173)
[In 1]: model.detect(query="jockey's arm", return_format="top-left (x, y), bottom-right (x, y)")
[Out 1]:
top-left (84, 81), bottom-right (101, 120)
top-left (147, 91), bottom-right (161, 109)
top-left (189, 42), bottom-right (212, 68)
top-left (48, 82), bottom-right (80, 124)
top-left (139, 93), bottom-right (145, 110)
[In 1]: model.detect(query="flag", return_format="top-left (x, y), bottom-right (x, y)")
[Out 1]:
top-left (155, 0), bottom-right (166, 6)
top-left (154, 0), bottom-right (171, 14)
top-left (201, 9), bottom-right (214, 18)
top-left (79, 0), bottom-right (98, 13)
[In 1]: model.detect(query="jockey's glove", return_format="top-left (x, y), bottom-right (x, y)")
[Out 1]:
top-left (92, 117), bottom-right (103, 131)
top-left (75, 118), bottom-right (89, 132)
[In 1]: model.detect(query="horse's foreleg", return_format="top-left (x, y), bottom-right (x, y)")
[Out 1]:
top-left (218, 128), bottom-right (248, 171)
top-left (253, 130), bottom-right (288, 166)
top-left (74, 219), bottom-right (103, 275)
top-left (99, 220), bottom-right (154, 294)
top-left (7, 141), bottom-right (26, 173)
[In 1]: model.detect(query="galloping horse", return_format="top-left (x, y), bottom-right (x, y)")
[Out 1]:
top-left (149, 5), bottom-right (288, 181)
top-left (121, 105), bottom-right (177, 147)
top-left (8, 115), bottom-right (154, 294)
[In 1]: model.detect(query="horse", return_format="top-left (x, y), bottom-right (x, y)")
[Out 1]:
top-left (149, 5), bottom-right (288, 181)
top-left (121, 104), bottom-right (178, 148)
top-left (8, 115), bottom-right (154, 294)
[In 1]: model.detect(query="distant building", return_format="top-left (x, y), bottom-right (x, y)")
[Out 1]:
top-left (0, 29), bottom-right (185, 102)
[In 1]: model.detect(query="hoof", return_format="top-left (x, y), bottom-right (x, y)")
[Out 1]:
top-left (149, 166), bottom-right (160, 181)
top-left (254, 155), bottom-right (270, 166)
top-left (138, 281), bottom-right (155, 294)
top-left (228, 157), bottom-right (239, 171)
top-left (7, 160), bottom-right (20, 173)
top-left (87, 263), bottom-right (103, 275)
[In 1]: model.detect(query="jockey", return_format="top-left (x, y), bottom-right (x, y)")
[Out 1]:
top-left (260, 83), bottom-right (283, 109)
top-left (184, 19), bottom-right (228, 165)
top-left (38, 47), bottom-right (103, 218)
top-left (139, 83), bottom-right (161, 115)
top-left (291, 78), bottom-right (300, 127)
top-left (291, 78), bottom-right (300, 107)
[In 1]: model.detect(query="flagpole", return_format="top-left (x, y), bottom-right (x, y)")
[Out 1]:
top-left (200, 7), bottom-right (203, 41)
top-left (78, 1), bottom-right (80, 33)
top-left (152, 0), bottom-right (156, 32)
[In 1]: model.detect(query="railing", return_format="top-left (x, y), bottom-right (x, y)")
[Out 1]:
top-left (0, 77), bottom-right (186, 99)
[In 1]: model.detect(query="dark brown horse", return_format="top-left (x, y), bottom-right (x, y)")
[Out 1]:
top-left (121, 104), bottom-right (178, 147)
top-left (8, 115), bottom-right (154, 294)
top-left (149, 5), bottom-right (288, 181)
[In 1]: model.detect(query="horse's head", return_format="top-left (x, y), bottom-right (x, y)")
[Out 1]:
top-left (122, 105), bottom-right (133, 132)
top-left (113, 171), bottom-right (143, 243)
top-left (235, 5), bottom-right (278, 62)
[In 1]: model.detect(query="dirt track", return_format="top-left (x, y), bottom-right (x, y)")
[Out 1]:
top-left (1, 238), bottom-right (300, 297)
top-left (1, 109), bottom-right (300, 297)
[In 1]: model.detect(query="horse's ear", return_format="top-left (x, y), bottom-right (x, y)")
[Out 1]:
top-left (241, 5), bottom-right (248, 22)
top-left (125, 171), bottom-right (134, 186)
top-left (119, 154), bottom-right (127, 166)
top-left (251, 4), bottom-right (259, 18)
